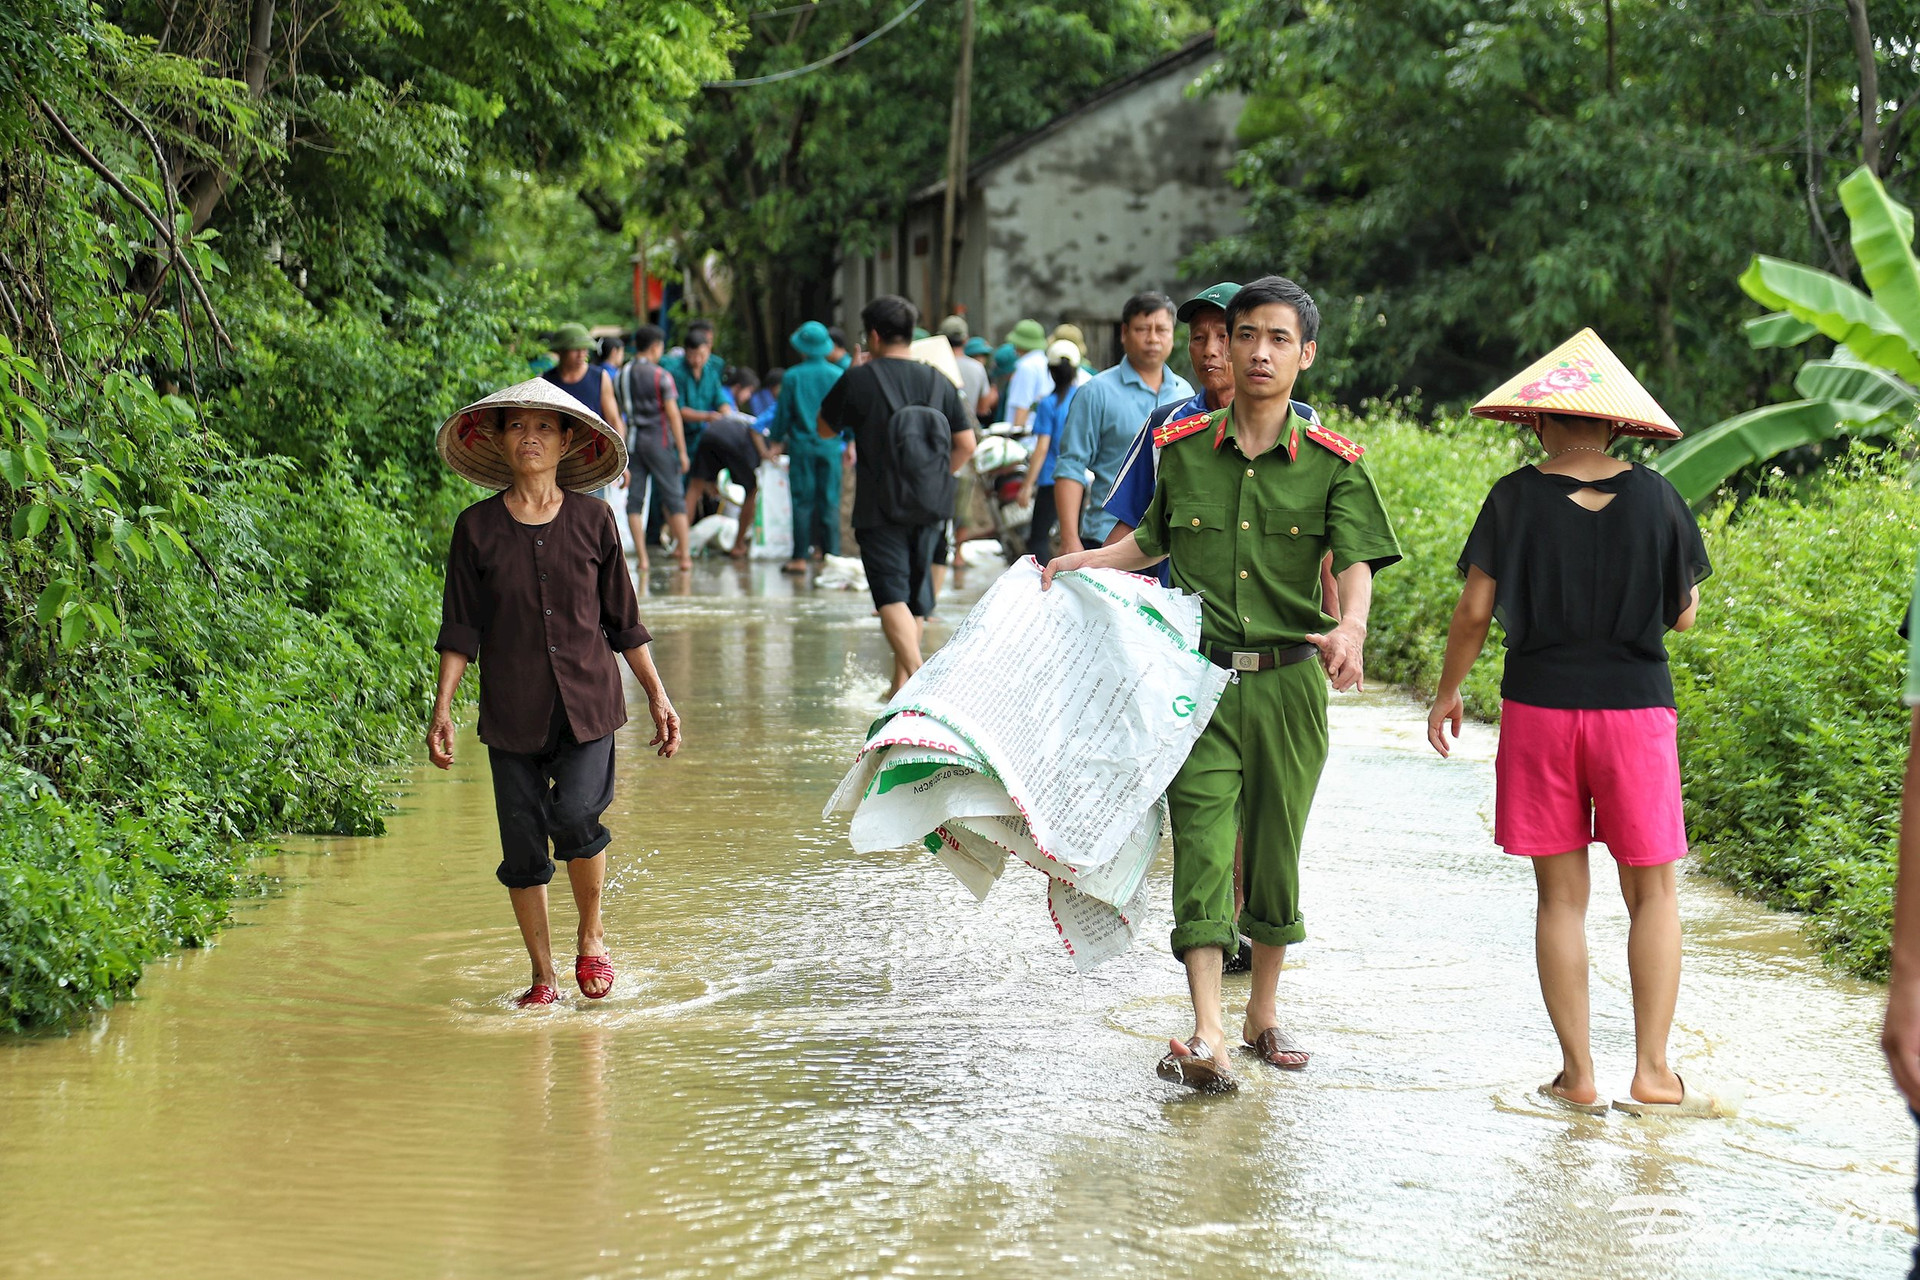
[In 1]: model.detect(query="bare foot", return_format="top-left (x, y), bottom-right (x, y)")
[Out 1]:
top-left (1629, 1066), bottom-right (1684, 1105)
top-left (676, 557), bottom-right (693, 572)
top-left (1547, 1070), bottom-right (1600, 1106)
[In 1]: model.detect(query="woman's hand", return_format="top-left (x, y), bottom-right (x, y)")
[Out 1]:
top-left (1017, 480), bottom-right (1036, 508)
top-left (678, 450), bottom-right (691, 473)
top-left (427, 705), bottom-right (457, 769)
top-left (648, 693), bottom-right (682, 758)
top-left (1426, 689), bottom-right (1464, 757)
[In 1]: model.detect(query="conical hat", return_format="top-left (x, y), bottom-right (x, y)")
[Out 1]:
top-left (435, 376), bottom-right (627, 492)
top-left (1470, 329), bottom-right (1681, 439)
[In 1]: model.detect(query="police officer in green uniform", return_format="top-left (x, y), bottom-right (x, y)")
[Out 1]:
top-left (1043, 275), bottom-right (1401, 1091)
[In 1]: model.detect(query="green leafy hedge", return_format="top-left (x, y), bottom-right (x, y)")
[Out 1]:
top-left (1355, 410), bottom-right (1911, 978)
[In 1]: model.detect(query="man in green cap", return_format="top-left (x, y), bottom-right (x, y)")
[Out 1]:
top-left (771, 320), bottom-right (847, 573)
top-left (1002, 319), bottom-right (1050, 427)
top-left (1042, 275), bottom-right (1401, 1092)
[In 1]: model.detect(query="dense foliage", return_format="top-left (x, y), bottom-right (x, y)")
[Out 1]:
top-left (0, 0), bottom-right (727, 1030)
top-left (1359, 411), bottom-right (1913, 978)
top-left (629, 0), bottom-right (1217, 365)
top-left (1204, 0), bottom-right (1920, 428)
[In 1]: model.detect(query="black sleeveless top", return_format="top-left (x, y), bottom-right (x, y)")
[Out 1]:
top-left (1458, 464), bottom-right (1711, 709)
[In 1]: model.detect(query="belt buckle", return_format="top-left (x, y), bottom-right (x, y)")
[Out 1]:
top-left (1231, 651), bottom-right (1262, 672)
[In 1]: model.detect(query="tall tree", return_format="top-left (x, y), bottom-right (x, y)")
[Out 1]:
top-left (1200, 0), bottom-right (1919, 425)
top-left (630, 0), bottom-right (1213, 368)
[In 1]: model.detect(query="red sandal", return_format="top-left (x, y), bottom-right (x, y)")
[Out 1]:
top-left (514, 983), bottom-right (562, 1008)
top-left (575, 953), bottom-right (615, 1000)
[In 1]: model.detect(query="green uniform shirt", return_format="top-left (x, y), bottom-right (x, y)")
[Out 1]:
top-left (1134, 406), bottom-right (1402, 649)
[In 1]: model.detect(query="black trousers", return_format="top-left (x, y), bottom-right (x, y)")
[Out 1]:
top-left (1026, 483), bottom-right (1057, 562)
top-left (487, 716), bottom-right (615, 889)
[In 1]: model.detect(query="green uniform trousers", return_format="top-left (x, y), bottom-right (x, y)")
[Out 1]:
top-left (1167, 658), bottom-right (1329, 958)
top-left (788, 447), bottom-right (842, 558)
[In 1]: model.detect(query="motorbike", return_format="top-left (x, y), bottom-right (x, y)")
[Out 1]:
top-left (965, 423), bottom-right (1034, 563)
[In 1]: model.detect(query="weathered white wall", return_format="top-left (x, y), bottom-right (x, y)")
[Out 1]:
top-left (838, 53), bottom-right (1246, 364)
top-left (973, 66), bottom-right (1245, 363)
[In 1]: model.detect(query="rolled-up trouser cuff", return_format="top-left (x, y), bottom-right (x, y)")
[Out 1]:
top-left (555, 829), bottom-right (611, 863)
top-left (496, 859), bottom-right (556, 889)
top-left (1170, 920), bottom-right (1240, 960)
top-left (1239, 912), bottom-right (1306, 948)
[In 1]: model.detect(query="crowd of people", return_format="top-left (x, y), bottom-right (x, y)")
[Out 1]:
top-left (429, 273), bottom-right (1736, 1128)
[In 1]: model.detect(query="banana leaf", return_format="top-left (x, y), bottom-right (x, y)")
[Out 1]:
top-left (1738, 255), bottom-right (1920, 383)
top-left (1743, 311), bottom-right (1817, 349)
top-left (1840, 166), bottom-right (1920, 353)
top-left (1792, 357), bottom-right (1919, 420)
top-left (1651, 399), bottom-right (1845, 504)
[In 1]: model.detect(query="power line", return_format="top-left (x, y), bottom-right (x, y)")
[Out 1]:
top-left (705, 0), bottom-right (929, 88)
top-left (746, 0), bottom-right (857, 22)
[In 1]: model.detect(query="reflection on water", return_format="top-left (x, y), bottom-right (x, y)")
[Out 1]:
top-left (0, 560), bottom-right (1910, 1279)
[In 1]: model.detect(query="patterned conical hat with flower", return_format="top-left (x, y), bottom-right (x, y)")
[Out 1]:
top-left (435, 376), bottom-right (626, 492)
top-left (1470, 328), bottom-right (1681, 439)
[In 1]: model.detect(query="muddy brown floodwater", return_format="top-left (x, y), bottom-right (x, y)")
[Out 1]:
top-left (0, 562), bottom-right (1912, 1279)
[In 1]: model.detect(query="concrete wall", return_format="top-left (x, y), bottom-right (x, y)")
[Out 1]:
top-left (838, 54), bottom-right (1246, 367)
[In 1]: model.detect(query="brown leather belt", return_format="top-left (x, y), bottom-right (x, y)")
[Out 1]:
top-left (1203, 641), bottom-right (1317, 672)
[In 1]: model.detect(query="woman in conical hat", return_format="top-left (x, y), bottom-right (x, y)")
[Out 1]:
top-left (428, 377), bottom-right (681, 1008)
top-left (1424, 330), bottom-right (1730, 1118)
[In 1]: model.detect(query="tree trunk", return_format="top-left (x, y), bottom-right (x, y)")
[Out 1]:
top-left (185, 0), bottom-right (275, 230)
top-left (1844, 0), bottom-right (1881, 174)
top-left (1604, 0), bottom-right (1616, 95)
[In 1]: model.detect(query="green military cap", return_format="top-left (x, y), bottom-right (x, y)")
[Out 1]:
top-left (1176, 282), bottom-right (1242, 325)
top-left (550, 321), bottom-right (595, 352)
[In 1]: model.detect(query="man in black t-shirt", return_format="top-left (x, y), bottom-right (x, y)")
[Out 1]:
top-left (818, 294), bottom-right (977, 696)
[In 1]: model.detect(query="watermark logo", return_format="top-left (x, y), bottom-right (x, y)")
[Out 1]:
top-left (1172, 696), bottom-right (1195, 718)
top-left (1610, 1196), bottom-right (1704, 1247)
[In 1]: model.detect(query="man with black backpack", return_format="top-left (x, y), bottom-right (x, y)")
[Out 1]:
top-left (818, 295), bottom-right (977, 696)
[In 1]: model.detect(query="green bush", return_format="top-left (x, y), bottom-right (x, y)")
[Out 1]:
top-left (1353, 411), bottom-right (1912, 978)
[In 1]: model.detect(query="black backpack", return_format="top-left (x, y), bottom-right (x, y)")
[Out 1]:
top-left (873, 361), bottom-right (958, 525)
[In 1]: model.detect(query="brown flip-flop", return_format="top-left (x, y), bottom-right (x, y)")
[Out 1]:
top-left (1156, 1036), bottom-right (1238, 1092)
top-left (1245, 1027), bottom-right (1310, 1070)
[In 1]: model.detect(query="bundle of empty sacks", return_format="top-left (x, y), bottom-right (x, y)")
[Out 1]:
top-left (825, 560), bottom-right (1233, 969)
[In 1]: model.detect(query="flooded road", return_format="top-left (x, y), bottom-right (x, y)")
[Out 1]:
top-left (1, 562), bottom-right (1911, 1278)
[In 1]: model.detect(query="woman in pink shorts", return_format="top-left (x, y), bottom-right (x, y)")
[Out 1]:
top-left (1425, 330), bottom-right (1713, 1116)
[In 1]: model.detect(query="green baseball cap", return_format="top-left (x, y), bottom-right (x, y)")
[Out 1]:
top-left (550, 321), bottom-right (595, 352)
top-left (1006, 318), bottom-right (1047, 352)
top-left (1176, 282), bottom-right (1241, 325)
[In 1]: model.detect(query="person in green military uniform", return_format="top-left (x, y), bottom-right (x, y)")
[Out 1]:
top-left (1043, 275), bottom-right (1401, 1091)
top-left (771, 321), bottom-right (846, 573)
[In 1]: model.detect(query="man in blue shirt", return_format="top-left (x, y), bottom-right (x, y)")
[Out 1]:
top-left (1052, 291), bottom-right (1194, 553)
top-left (1103, 282), bottom-right (1326, 587)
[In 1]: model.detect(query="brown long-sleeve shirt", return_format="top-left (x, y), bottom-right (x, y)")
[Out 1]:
top-left (435, 492), bottom-right (651, 753)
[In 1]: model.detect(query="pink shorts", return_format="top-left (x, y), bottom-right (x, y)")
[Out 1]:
top-left (1494, 700), bottom-right (1688, 866)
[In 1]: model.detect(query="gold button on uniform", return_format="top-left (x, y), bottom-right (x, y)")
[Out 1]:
top-left (1190, 517), bottom-right (1201, 527)
top-left (1240, 520), bottom-right (1250, 530)
top-left (1246, 468), bottom-right (1255, 477)
top-left (1239, 570), bottom-right (1249, 579)
top-left (1290, 525), bottom-right (1300, 536)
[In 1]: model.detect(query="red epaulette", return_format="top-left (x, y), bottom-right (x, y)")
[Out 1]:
top-left (1152, 410), bottom-right (1216, 449)
top-left (1303, 421), bottom-right (1364, 463)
